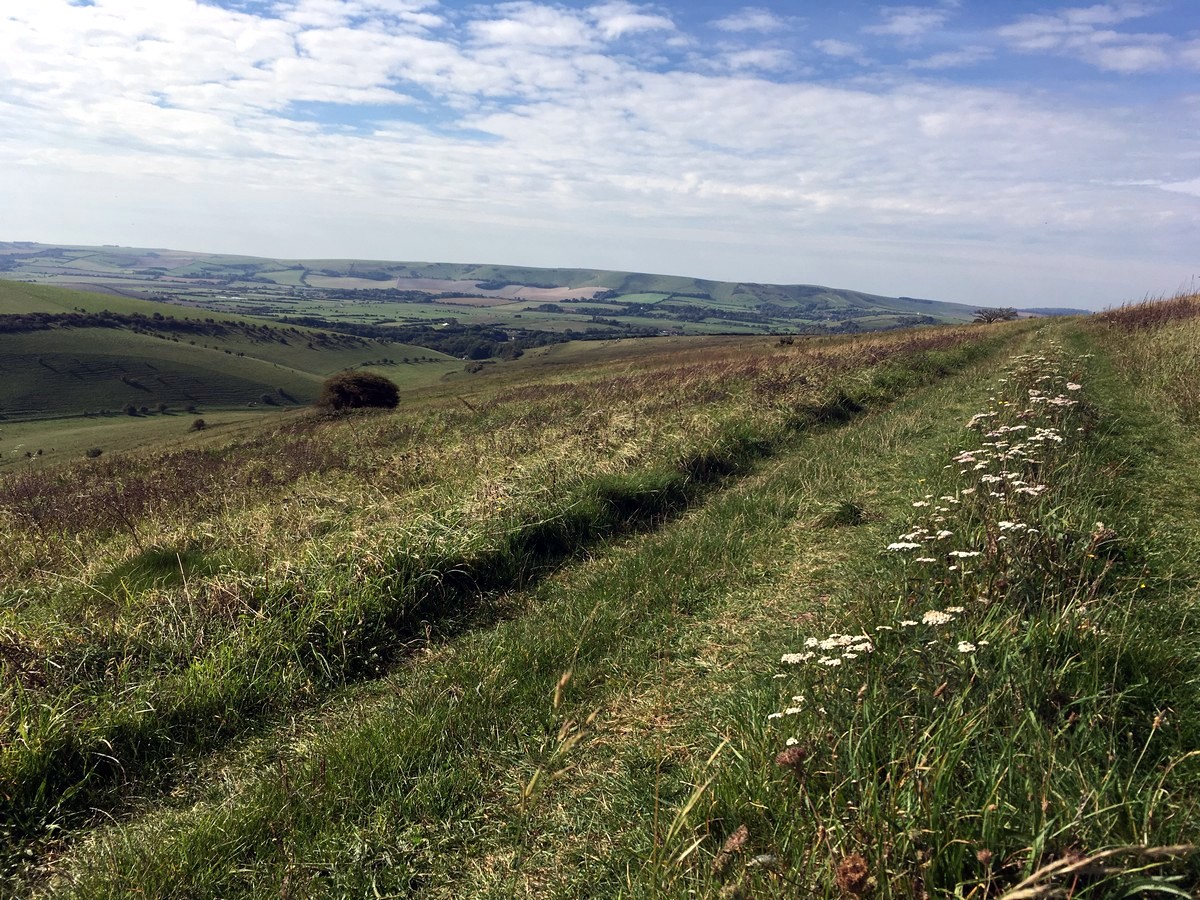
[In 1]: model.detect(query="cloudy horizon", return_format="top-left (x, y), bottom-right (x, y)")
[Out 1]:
top-left (2, 0), bottom-right (1198, 309)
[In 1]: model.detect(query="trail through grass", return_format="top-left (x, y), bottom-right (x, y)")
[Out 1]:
top-left (1, 325), bottom-right (1019, 890)
top-left (8, 314), bottom-right (1200, 897)
top-left (22, 333), bottom-right (1025, 896)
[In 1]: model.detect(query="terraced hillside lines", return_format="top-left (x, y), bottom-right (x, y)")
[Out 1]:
top-left (0, 281), bottom-right (459, 453)
top-left (0, 323), bottom-right (1026, 892)
top-left (0, 328), bottom-right (320, 417)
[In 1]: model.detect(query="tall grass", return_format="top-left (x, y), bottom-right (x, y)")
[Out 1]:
top-left (0, 325), bottom-right (1022, 880)
top-left (662, 336), bottom-right (1200, 897)
top-left (1092, 292), bottom-right (1200, 424)
top-left (27, 328), bottom-right (1026, 898)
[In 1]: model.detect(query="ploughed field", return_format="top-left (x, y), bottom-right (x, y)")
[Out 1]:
top-left (2, 304), bottom-right (1199, 897)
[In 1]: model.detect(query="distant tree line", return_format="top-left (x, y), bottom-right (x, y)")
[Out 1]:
top-left (277, 316), bottom-right (656, 359)
top-left (473, 279), bottom-right (560, 290)
top-left (0, 310), bottom-right (367, 349)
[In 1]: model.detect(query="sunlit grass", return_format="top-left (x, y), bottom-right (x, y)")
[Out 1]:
top-left (0, 325), bottom-right (1017, 887)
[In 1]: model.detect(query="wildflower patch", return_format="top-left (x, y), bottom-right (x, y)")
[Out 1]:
top-left (751, 340), bottom-right (1199, 895)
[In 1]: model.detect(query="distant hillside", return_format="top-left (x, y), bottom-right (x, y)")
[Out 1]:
top-left (0, 281), bottom-right (457, 423)
top-left (1, 242), bottom-right (984, 335)
top-left (1020, 307), bottom-right (1091, 317)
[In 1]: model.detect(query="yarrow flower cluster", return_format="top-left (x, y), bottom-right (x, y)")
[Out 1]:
top-left (771, 342), bottom-right (1086, 732)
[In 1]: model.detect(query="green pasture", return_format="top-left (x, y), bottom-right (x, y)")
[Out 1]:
top-left (0, 282), bottom-right (459, 426)
top-left (0, 409), bottom-right (287, 472)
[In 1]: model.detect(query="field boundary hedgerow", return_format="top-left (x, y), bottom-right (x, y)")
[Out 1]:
top-left (0, 326), bottom-right (1026, 884)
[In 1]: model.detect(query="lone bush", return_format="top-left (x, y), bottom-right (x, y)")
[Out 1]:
top-left (191, 418), bottom-right (207, 431)
top-left (84, 447), bottom-right (103, 459)
top-left (318, 371), bottom-right (400, 411)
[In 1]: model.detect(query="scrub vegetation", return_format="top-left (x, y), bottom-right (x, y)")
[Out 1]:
top-left (1, 295), bottom-right (1198, 897)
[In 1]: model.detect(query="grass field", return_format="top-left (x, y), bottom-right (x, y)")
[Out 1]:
top-left (0, 281), bottom-right (461, 458)
top-left (1, 300), bottom-right (1196, 897)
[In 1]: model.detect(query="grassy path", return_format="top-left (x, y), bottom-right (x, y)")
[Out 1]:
top-left (21, 317), bottom-right (1200, 897)
top-left (39, 333), bottom-right (1030, 897)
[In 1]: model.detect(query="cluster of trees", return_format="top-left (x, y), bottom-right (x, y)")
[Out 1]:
top-left (280, 317), bottom-right (565, 360)
top-left (973, 308), bottom-right (1020, 324)
top-left (318, 372), bottom-right (399, 411)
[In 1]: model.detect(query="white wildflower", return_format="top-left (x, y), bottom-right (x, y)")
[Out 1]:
top-left (781, 652), bottom-right (815, 664)
top-left (957, 641), bottom-right (977, 653)
top-left (922, 610), bottom-right (954, 626)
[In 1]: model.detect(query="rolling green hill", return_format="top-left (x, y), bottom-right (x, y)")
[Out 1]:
top-left (0, 280), bottom-right (458, 437)
top-left (2, 303), bottom-right (1197, 895)
top-left (1, 242), bottom-right (1015, 336)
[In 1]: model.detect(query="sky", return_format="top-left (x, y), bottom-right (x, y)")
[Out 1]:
top-left (1, 1), bottom-right (1198, 309)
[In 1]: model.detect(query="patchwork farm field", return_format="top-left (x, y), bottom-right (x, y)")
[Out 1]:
top-left (1, 242), bottom-right (995, 337)
top-left (1, 296), bottom-right (1198, 897)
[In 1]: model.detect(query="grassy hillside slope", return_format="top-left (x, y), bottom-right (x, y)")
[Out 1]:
top-left (0, 282), bottom-right (459, 459)
top-left (1, 304), bottom-right (1197, 897)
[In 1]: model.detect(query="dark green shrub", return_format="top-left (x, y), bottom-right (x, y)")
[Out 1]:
top-left (317, 371), bottom-right (400, 411)
top-left (191, 418), bottom-right (207, 431)
top-left (84, 447), bottom-right (103, 459)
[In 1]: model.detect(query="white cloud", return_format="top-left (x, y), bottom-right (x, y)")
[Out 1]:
top-left (1161, 178), bottom-right (1200, 198)
top-left (469, 3), bottom-right (596, 48)
top-left (711, 7), bottom-right (786, 34)
top-left (865, 6), bottom-right (951, 39)
top-left (1060, 2), bottom-right (1156, 27)
top-left (812, 39), bottom-right (863, 60)
top-left (997, 3), bottom-right (1193, 73)
top-left (275, 0), bottom-right (442, 29)
top-left (0, 0), bottom-right (1196, 309)
top-left (589, 2), bottom-right (675, 40)
top-left (723, 48), bottom-right (793, 72)
top-left (908, 46), bottom-right (993, 69)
